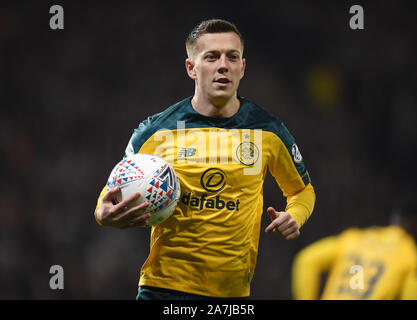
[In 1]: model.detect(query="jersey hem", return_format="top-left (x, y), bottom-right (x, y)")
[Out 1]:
top-left (138, 277), bottom-right (250, 298)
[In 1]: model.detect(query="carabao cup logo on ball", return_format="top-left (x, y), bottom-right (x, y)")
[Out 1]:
top-left (145, 162), bottom-right (178, 211)
top-left (144, 159), bottom-right (181, 225)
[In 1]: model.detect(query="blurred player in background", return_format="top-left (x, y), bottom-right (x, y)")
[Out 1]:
top-left (94, 19), bottom-right (316, 299)
top-left (292, 200), bottom-right (417, 299)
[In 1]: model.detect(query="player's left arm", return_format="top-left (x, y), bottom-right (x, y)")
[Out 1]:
top-left (267, 121), bottom-right (316, 239)
top-left (265, 184), bottom-right (315, 239)
top-left (93, 117), bottom-right (153, 226)
top-left (291, 235), bottom-right (338, 299)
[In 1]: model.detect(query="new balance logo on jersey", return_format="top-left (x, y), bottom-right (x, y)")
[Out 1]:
top-left (178, 147), bottom-right (196, 158)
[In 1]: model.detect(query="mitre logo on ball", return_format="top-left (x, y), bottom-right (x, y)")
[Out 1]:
top-left (107, 153), bottom-right (181, 226)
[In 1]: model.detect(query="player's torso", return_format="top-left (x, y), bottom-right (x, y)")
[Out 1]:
top-left (131, 97), bottom-right (309, 296)
top-left (139, 127), bottom-right (269, 258)
top-left (137, 127), bottom-right (275, 296)
top-left (322, 227), bottom-right (416, 300)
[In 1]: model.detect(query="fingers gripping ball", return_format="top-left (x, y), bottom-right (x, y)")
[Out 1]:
top-left (106, 153), bottom-right (181, 226)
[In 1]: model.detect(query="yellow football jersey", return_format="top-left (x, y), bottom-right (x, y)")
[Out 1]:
top-left (95, 96), bottom-right (316, 297)
top-left (292, 226), bottom-right (417, 300)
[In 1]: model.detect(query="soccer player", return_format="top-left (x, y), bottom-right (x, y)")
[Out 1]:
top-left (94, 19), bottom-right (316, 299)
top-left (291, 201), bottom-right (417, 300)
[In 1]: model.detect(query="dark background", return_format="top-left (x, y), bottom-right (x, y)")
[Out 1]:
top-left (1, 1), bottom-right (416, 299)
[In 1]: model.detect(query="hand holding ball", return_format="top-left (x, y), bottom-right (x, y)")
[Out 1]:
top-left (105, 153), bottom-right (181, 226)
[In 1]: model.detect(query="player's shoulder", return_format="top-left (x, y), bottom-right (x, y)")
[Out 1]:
top-left (338, 227), bottom-right (364, 239)
top-left (138, 97), bottom-right (191, 129)
top-left (239, 96), bottom-right (282, 127)
top-left (127, 97), bottom-right (191, 154)
top-left (339, 226), bottom-right (414, 247)
top-left (239, 96), bottom-right (294, 140)
top-left (387, 226), bottom-right (417, 248)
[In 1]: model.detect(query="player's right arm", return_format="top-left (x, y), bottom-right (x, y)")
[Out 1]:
top-left (291, 235), bottom-right (338, 300)
top-left (94, 117), bottom-right (155, 228)
top-left (94, 186), bottom-right (151, 228)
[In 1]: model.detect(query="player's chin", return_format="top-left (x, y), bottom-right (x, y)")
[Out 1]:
top-left (211, 90), bottom-right (235, 102)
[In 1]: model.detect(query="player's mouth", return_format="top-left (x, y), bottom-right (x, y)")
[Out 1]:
top-left (214, 77), bottom-right (232, 87)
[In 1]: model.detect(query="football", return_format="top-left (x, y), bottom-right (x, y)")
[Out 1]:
top-left (106, 153), bottom-right (181, 226)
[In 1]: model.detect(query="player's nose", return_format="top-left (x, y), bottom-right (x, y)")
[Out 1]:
top-left (217, 55), bottom-right (229, 73)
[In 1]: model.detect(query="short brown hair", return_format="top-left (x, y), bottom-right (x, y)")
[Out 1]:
top-left (185, 19), bottom-right (244, 58)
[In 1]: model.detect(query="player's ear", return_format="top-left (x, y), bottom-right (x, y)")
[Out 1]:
top-left (240, 57), bottom-right (246, 80)
top-left (185, 58), bottom-right (197, 80)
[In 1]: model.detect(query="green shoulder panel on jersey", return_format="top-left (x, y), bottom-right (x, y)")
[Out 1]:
top-left (258, 116), bottom-right (312, 187)
top-left (238, 97), bottom-right (311, 187)
top-left (127, 96), bottom-right (310, 185)
top-left (127, 99), bottom-right (188, 155)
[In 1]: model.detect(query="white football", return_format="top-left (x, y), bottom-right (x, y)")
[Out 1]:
top-left (106, 153), bottom-right (180, 226)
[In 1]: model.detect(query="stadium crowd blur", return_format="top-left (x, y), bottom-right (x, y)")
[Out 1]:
top-left (1, 2), bottom-right (416, 299)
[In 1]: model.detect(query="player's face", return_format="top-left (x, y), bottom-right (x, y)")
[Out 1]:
top-left (187, 32), bottom-right (245, 104)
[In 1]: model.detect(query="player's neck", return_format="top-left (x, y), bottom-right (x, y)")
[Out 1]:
top-left (191, 93), bottom-right (240, 118)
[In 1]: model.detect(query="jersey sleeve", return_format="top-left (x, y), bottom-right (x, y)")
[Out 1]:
top-left (291, 235), bottom-right (339, 300)
top-left (286, 184), bottom-right (316, 227)
top-left (94, 186), bottom-right (107, 226)
top-left (267, 121), bottom-right (315, 227)
top-left (124, 116), bottom-right (155, 157)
